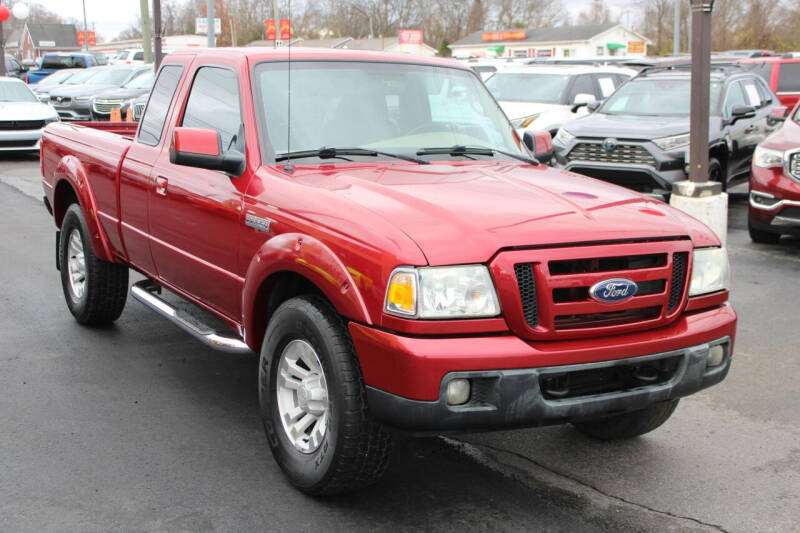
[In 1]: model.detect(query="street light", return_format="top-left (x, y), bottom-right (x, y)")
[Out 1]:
top-left (0, 2), bottom-right (29, 77)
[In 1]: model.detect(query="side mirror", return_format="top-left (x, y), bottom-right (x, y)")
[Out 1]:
top-left (523, 130), bottom-right (554, 164)
top-left (586, 100), bottom-right (602, 113)
top-left (570, 93), bottom-right (596, 113)
top-left (730, 105), bottom-right (757, 124)
top-left (170, 127), bottom-right (245, 176)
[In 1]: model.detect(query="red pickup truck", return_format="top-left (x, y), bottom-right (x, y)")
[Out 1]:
top-left (41, 48), bottom-right (736, 495)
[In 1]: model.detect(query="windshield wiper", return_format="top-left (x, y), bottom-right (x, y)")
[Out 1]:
top-left (275, 147), bottom-right (429, 165)
top-left (416, 145), bottom-right (538, 165)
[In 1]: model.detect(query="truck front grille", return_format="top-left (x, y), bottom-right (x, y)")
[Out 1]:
top-left (568, 166), bottom-right (664, 194)
top-left (133, 103), bottom-right (146, 120)
top-left (0, 120), bottom-right (45, 130)
top-left (50, 96), bottom-right (71, 107)
top-left (568, 142), bottom-right (656, 167)
top-left (790, 153), bottom-right (800, 181)
top-left (93, 99), bottom-right (124, 114)
top-left (498, 240), bottom-right (692, 340)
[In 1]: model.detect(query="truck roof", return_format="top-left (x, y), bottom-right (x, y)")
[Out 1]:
top-left (166, 46), bottom-right (469, 70)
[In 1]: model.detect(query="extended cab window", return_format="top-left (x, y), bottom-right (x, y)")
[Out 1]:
top-left (182, 67), bottom-right (242, 150)
top-left (138, 64), bottom-right (183, 146)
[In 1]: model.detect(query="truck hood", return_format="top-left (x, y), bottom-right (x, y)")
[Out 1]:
top-left (564, 113), bottom-right (691, 140)
top-left (0, 101), bottom-right (59, 121)
top-left (498, 101), bottom-right (566, 120)
top-left (288, 162), bottom-right (714, 265)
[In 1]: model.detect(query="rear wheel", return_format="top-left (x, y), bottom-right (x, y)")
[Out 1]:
top-left (572, 399), bottom-right (679, 440)
top-left (748, 217), bottom-right (781, 244)
top-left (59, 204), bottom-right (129, 325)
top-left (259, 295), bottom-right (393, 495)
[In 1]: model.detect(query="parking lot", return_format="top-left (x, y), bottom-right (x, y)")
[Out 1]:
top-left (0, 152), bottom-right (798, 532)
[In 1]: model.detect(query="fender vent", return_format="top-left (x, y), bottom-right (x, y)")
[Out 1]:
top-left (668, 252), bottom-right (689, 312)
top-left (514, 263), bottom-right (538, 328)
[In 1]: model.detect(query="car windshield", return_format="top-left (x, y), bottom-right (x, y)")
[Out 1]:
top-left (484, 72), bottom-right (570, 103)
top-left (600, 78), bottom-right (722, 116)
top-left (124, 70), bottom-right (154, 89)
top-left (65, 68), bottom-right (100, 85)
top-left (0, 81), bottom-right (38, 103)
top-left (38, 69), bottom-right (76, 86)
top-left (254, 61), bottom-right (522, 160)
top-left (87, 68), bottom-right (134, 86)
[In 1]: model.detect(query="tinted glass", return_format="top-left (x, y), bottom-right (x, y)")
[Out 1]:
top-left (41, 55), bottom-right (86, 69)
top-left (182, 67), bottom-right (242, 150)
top-left (724, 82), bottom-right (747, 115)
top-left (0, 81), bottom-right (38, 103)
top-left (601, 78), bottom-right (722, 116)
top-left (569, 74), bottom-right (596, 101)
top-left (255, 61), bottom-right (522, 159)
top-left (133, 52), bottom-right (144, 61)
top-left (138, 65), bottom-right (183, 146)
top-left (485, 72), bottom-right (570, 103)
top-left (777, 64), bottom-right (800, 92)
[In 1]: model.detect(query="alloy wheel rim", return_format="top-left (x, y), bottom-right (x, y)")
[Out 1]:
top-left (67, 229), bottom-right (87, 301)
top-left (276, 339), bottom-right (330, 454)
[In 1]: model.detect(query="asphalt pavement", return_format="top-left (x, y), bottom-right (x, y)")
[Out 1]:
top-left (0, 154), bottom-right (798, 532)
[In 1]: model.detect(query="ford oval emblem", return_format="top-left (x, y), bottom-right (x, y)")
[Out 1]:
top-left (602, 137), bottom-right (618, 152)
top-left (589, 278), bottom-right (638, 304)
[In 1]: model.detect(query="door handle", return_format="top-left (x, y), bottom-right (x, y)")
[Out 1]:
top-left (744, 124), bottom-right (756, 134)
top-left (155, 176), bottom-right (168, 196)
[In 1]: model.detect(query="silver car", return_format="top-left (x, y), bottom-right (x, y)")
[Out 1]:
top-left (0, 77), bottom-right (60, 152)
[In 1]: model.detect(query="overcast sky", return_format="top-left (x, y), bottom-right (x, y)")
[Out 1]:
top-left (36, 0), bottom-right (636, 43)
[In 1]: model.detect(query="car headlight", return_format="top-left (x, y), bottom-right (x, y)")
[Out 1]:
top-left (385, 265), bottom-right (500, 319)
top-left (689, 248), bottom-right (729, 297)
top-left (653, 133), bottom-right (690, 151)
top-left (511, 114), bottom-right (540, 129)
top-left (553, 128), bottom-right (575, 146)
top-left (753, 145), bottom-right (784, 168)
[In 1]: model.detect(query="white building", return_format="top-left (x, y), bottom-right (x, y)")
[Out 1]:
top-left (449, 24), bottom-right (649, 60)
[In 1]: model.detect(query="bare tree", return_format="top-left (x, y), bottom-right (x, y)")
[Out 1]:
top-left (577, 0), bottom-right (613, 25)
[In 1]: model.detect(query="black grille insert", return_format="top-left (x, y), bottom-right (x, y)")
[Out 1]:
top-left (514, 263), bottom-right (538, 328)
top-left (668, 252), bottom-right (688, 312)
top-left (555, 306), bottom-right (661, 330)
top-left (0, 120), bottom-right (45, 130)
top-left (549, 253), bottom-right (667, 275)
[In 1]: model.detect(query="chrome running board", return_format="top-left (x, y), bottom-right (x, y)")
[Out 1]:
top-left (130, 280), bottom-right (251, 354)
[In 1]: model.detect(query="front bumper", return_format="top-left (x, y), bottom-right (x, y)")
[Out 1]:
top-left (351, 303), bottom-right (736, 432)
top-left (52, 103), bottom-right (92, 121)
top-left (749, 163), bottom-right (800, 234)
top-left (0, 129), bottom-right (44, 151)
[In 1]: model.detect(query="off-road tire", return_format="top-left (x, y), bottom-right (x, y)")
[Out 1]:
top-left (259, 295), bottom-right (393, 495)
top-left (748, 218), bottom-right (781, 244)
top-left (572, 399), bottom-right (679, 440)
top-left (59, 204), bottom-right (129, 325)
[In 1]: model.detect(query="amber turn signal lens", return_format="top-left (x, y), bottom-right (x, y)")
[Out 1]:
top-left (385, 270), bottom-right (417, 316)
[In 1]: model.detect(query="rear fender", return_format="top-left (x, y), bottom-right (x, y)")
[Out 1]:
top-left (242, 233), bottom-right (372, 350)
top-left (53, 155), bottom-right (115, 262)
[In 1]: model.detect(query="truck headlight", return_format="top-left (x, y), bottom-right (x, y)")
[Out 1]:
top-left (511, 114), bottom-right (540, 129)
top-left (689, 248), bottom-right (729, 297)
top-left (753, 145), bottom-right (784, 168)
top-left (552, 128), bottom-right (575, 146)
top-left (385, 265), bottom-right (500, 319)
top-left (653, 133), bottom-right (690, 151)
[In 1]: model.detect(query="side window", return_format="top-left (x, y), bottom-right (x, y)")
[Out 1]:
top-left (724, 81), bottom-right (747, 116)
top-left (741, 79), bottom-right (763, 107)
top-left (595, 75), bottom-right (618, 98)
top-left (133, 51), bottom-right (144, 61)
top-left (777, 64), bottom-right (800, 93)
top-left (138, 64), bottom-right (183, 146)
top-left (181, 67), bottom-right (243, 151)
top-left (754, 77), bottom-right (774, 103)
top-left (568, 74), bottom-right (596, 103)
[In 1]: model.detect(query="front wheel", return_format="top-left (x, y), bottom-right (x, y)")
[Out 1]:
top-left (259, 295), bottom-right (393, 495)
top-left (572, 399), bottom-right (679, 440)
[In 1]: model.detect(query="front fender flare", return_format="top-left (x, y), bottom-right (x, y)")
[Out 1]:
top-left (242, 233), bottom-right (373, 350)
top-left (53, 155), bottom-right (114, 262)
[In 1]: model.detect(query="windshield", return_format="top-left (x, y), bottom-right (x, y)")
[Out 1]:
top-left (600, 78), bottom-right (722, 116)
top-left (124, 70), bottom-right (154, 89)
top-left (0, 81), bottom-right (38, 103)
top-left (484, 72), bottom-right (570, 103)
top-left (254, 61), bottom-right (522, 161)
top-left (38, 69), bottom-right (76, 86)
top-left (65, 68), bottom-right (100, 85)
top-left (87, 68), bottom-right (134, 86)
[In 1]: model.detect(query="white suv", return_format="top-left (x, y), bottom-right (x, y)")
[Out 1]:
top-left (485, 64), bottom-right (636, 136)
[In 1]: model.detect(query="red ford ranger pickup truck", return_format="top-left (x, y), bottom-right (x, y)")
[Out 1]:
top-left (749, 101), bottom-right (800, 243)
top-left (41, 48), bottom-right (737, 495)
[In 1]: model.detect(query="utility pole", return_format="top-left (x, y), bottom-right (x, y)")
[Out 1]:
top-left (673, 0), bottom-right (681, 55)
top-left (81, 0), bottom-right (89, 51)
top-left (140, 0), bottom-right (153, 63)
top-left (272, 0), bottom-right (280, 47)
top-left (670, 0), bottom-right (727, 246)
top-left (153, 0), bottom-right (163, 68)
top-left (206, 0), bottom-right (215, 47)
